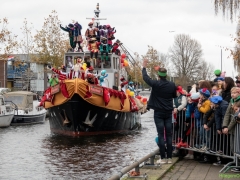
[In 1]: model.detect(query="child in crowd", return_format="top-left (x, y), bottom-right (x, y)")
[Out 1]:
top-left (197, 88), bottom-right (211, 151)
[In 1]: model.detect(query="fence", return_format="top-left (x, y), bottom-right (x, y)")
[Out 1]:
top-left (171, 111), bottom-right (240, 173)
top-left (108, 111), bottom-right (240, 180)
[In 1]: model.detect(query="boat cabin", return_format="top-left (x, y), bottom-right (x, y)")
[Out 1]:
top-left (4, 91), bottom-right (39, 111)
top-left (64, 52), bottom-right (127, 90)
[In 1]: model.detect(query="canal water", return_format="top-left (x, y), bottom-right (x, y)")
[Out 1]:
top-left (0, 93), bottom-right (157, 180)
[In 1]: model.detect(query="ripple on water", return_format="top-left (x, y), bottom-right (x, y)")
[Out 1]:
top-left (0, 108), bottom-right (158, 179)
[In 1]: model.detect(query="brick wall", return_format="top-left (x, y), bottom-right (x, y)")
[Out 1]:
top-left (0, 60), bottom-right (7, 87)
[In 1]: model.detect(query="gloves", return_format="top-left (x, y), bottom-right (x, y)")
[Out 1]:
top-left (47, 65), bottom-right (52, 69)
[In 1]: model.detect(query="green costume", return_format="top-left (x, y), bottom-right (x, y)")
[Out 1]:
top-left (60, 24), bottom-right (76, 49)
top-left (49, 77), bottom-right (59, 87)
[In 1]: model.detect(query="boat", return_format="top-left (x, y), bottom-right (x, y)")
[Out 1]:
top-left (42, 3), bottom-right (147, 136)
top-left (4, 91), bottom-right (47, 125)
top-left (0, 94), bottom-right (14, 127)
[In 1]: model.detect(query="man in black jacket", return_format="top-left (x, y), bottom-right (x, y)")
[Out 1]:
top-left (142, 60), bottom-right (177, 164)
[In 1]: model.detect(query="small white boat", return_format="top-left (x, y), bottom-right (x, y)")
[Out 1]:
top-left (4, 91), bottom-right (47, 125)
top-left (0, 95), bottom-right (14, 127)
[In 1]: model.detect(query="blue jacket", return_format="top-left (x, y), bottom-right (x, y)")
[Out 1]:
top-left (214, 100), bottom-right (229, 130)
top-left (142, 68), bottom-right (176, 112)
top-left (186, 103), bottom-right (195, 119)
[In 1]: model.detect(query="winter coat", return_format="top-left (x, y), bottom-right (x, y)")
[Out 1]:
top-left (221, 89), bottom-right (231, 103)
top-left (214, 100), bottom-right (229, 131)
top-left (203, 109), bottom-right (215, 128)
top-left (142, 68), bottom-right (176, 112)
top-left (198, 99), bottom-right (211, 114)
top-left (173, 95), bottom-right (187, 113)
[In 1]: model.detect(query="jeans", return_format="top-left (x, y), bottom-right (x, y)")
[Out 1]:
top-left (154, 110), bottom-right (172, 159)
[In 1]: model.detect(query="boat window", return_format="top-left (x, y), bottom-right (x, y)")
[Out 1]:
top-left (103, 58), bottom-right (111, 69)
top-left (4, 96), bottom-right (24, 106)
top-left (33, 95), bottom-right (37, 101)
top-left (0, 98), bottom-right (4, 105)
top-left (95, 58), bottom-right (101, 68)
top-left (65, 56), bottom-right (73, 68)
top-left (113, 57), bottom-right (116, 69)
top-left (116, 57), bottom-right (120, 70)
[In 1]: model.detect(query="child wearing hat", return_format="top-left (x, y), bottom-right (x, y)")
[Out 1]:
top-left (197, 88), bottom-right (211, 151)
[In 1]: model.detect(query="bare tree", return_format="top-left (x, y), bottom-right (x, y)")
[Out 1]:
top-left (0, 18), bottom-right (18, 87)
top-left (33, 10), bottom-right (69, 67)
top-left (214, 0), bottom-right (240, 22)
top-left (197, 61), bottom-right (215, 81)
top-left (168, 34), bottom-right (203, 86)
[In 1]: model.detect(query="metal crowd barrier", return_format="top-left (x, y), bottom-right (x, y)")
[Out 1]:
top-left (172, 111), bottom-right (240, 173)
top-left (108, 148), bottom-right (159, 180)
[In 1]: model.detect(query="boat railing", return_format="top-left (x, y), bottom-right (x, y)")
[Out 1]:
top-left (5, 101), bottom-right (18, 115)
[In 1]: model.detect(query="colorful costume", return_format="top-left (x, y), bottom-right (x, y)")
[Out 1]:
top-left (120, 77), bottom-right (128, 93)
top-left (85, 22), bottom-right (98, 41)
top-left (99, 37), bottom-right (111, 61)
top-left (106, 25), bottom-right (116, 46)
top-left (112, 40), bottom-right (121, 56)
top-left (73, 57), bottom-right (83, 78)
top-left (85, 66), bottom-right (99, 85)
top-left (74, 22), bottom-right (83, 52)
top-left (99, 70), bottom-right (108, 87)
top-left (88, 38), bottom-right (100, 59)
top-left (60, 24), bottom-right (76, 50)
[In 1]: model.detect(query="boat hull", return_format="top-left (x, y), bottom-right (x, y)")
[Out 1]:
top-left (48, 94), bottom-right (141, 136)
top-left (11, 113), bottom-right (46, 126)
top-left (0, 114), bottom-right (14, 127)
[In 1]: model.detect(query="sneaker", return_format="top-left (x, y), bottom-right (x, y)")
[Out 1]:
top-left (213, 161), bottom-right (222, 166)
top-left (184, 154), bottom-right (194, 159)
top-left (231, 168), bottom-right (240, 173)
top-left (156, 158), bottom-right (167, 164)
top-left (167, 158), bottom-right (172, 164)
top-left (207, 149), bottom-right (216, 154)
top-left (199, 146), bottom-right (207, 152)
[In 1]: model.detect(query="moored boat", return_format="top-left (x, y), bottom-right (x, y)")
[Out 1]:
top-left (4, 91), bottom-right (47, 125)
top-left (0, 95), bottom-right (14, 127)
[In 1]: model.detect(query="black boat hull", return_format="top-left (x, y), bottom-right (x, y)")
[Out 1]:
top-left (48, 94), bottom-right (141, 136)
top-left (11, 113), bottom-right (46, 125)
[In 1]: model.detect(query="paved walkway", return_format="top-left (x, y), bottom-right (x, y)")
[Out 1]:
top-left (162, 159), bottom-right (240, 180)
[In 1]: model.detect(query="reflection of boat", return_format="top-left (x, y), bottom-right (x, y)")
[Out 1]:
top-left (0, 95), bottom-right (14, 127)
top-left (4, 91), bottom-right (47, 125)
top-left (44, 4), bottom-right (145, 136)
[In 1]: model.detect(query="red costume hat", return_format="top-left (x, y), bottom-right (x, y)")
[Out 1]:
top-left (88, 66), bottom-right (94, 71)
top-left (176, 86), bottom-right (184, 94)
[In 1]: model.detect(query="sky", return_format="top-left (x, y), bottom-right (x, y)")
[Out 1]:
top-left (1, 0), bottom-right (239, 77)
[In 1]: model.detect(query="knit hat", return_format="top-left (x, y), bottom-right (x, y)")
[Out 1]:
top-left (214, 69), bottom-right (221, 76)
top-left (209, 96), bottom-right (223, 104)
top-left (199, 88), bottom-right (210, 98)
top-left (190, 92), bottom-right (200, 102)
top-left (176, 86), bottom-right (184, 94)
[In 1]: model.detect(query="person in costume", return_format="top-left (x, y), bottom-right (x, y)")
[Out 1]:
top-left (99, 37), bottom-right (111, 61)
top-left (48, 65), bottom-right (70, 98)
top-left (128, 81), bottom-right (135, 93)
top-left (99, 70), bottom-right (108, 87)
top-left (99, 25), bottom-right (108, 39)
top-left (60, 24), bottom-right (76, 51)
top-left (112, 39), bottom-right (121, 56)
top-left (106, 25), bottom-right (116, 47)
top-left (120, 76), bottom-right (128, 93)
top-left (74, 22), bottom-right (83, 52)
top-left (85, 22), bottom-right (98, 42)
top-left (73, 57), bottom-right (83, 78)
top-left (85, 66), bottom-right (99, 85)
top-left (88, 38), bottom-right (101, 60)
top-left (49, 73), bottom-right (59, 87)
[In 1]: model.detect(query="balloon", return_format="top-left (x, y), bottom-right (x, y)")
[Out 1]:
top-left (124, 60), bottom-right (128, 67)
top-left (129, 91), bottom-right (134, 97)
top-left (136, 96), bottom-right (141, 99)
top-left (82, 63), bottom-right (87, 70)
top-left (126, 89), bottom-right (130, 95)
top-left (142, 98), bottom-right (147, 102)
top-left (121, 59), bottom-right (124, 63)
top-left (121, 54), bottom-right (126, 58)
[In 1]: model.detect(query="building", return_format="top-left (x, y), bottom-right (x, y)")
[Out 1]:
top-left (7, 54), bottom-right (49, 93)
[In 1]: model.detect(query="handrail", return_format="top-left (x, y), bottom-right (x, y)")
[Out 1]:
top-left (5, 101), bottom-right (18, 115)
top-left (108, 148), bottom-right (159, 180)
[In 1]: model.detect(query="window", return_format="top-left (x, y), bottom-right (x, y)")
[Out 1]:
top-left (4, 95), bottom-right (24, 106)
